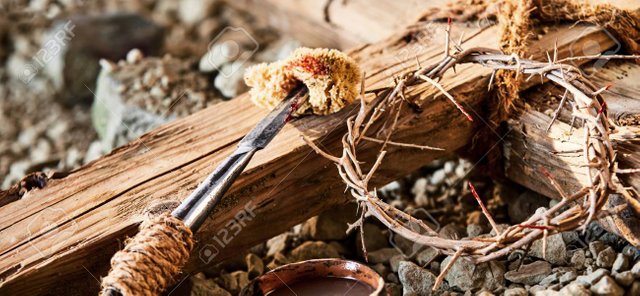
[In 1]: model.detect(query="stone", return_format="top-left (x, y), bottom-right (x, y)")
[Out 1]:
top-left (290, 241), bottom-right (340, 261)
top-left (398, 261), bottom-right (437, 296)
top-left (301, 203), bottom-right (358, 241)
top-left (589, 241), bottom-right (606, 258)
top-left (530, 233), bottom-right (567, 265)
top-left (367, 248), bottom-right (401, 264)
top-left (384, 283), bottom-right (403, 296)
top-left (371, 263), bottom-right (389, 278)
top-left (622, 245), bottom-right (640, 261)
top-left (504, 287), bottom-right (527, 296)
top-left (389, 254), bottom-right (404, 273)
top-left (559, 283), bottom-right (590, 296)
top-left (429, 169), bottom-right (446, 185)
top-left (570, 250), bottom-right (586, 269)
top-left (266, 252), bottom-right (290, 270)
top-left (504, 261), bottom-right (552, 285)
top-left (533, 290), bottom-right (560, 296)
top-left (508, 190), bottom-right (549, 223)
top-left (613, 271), bottom-right (634, 287)
top-left (178, 0), bottom-right (218, 25)
top-left (539, 273), bottom-right (559, 287)
top-left (356, 223), bottom-right (389, 255)
top-left (328, 241), bottom-right (350, 256)
top-left (199, 42), bottom-right (241, 73)
top-left (245, 253), bottom-right (264, 279)
top-left (214, 61), bottom-right (250, 98)
top-left (590, 275), bottom-right (623, 296)
top-left (629, 281), bottom-right (640, 296)
top-left (216, 271), bottom-right (250, 295)
top-left (189, 273), bottom-right (232, 296)
top-left (438, 223), bottom-right (465, 240)
top-left (46, 14), bottom-right (163, 106)
top-left (415, 247), bottom-right (439, 266)
top-left (529, 285), bottom-right (547, 295)
top-left (576, 268), bottom-right (610, 286)
top-left (596, 247), bottom-right (616, 269)
top-left (255, 38), bottom-right (301, 62)
top-left (559, 270), bottom-right (577, 284)
top-left (632, 260), bottom-right (640, 276)
top-left (561, 231), bottom-right (582, 247)
top-left (387, 273), bottom-right (399, 284)
top-left (83, 140), bottom-right (104, 164)
top-left (266, 233), bottom-right (292, 258)
top-left (612, 253), bottom-right (629, 273)
top-left (467, 223), bottom-right (484, 237)
top-left (412, 177), bottom-right (429, 207)
top-left (92, 55), bottom-right (220, 149)
top-left (442, 256), bottom-right (505, 291)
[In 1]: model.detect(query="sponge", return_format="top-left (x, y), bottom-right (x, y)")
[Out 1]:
top-left (244, 48), bottom-right (362, 116)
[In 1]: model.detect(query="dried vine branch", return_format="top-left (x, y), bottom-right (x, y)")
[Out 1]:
top-left (303, 23), bottom-right (640, 290)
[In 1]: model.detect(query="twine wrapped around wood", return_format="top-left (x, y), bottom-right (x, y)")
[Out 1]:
top-left (100, 213), bottom-right (193, 296)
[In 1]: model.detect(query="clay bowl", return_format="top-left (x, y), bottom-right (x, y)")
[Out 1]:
top-left (240, 258), bottom-right (384, 296)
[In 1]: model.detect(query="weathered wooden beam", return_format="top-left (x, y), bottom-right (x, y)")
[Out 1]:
top-left (504, 60), bottom-right (640, 244)
top-left (0, 16), bottom-right (637, 296)
top-left (224, 0), bottom-right (439, 49)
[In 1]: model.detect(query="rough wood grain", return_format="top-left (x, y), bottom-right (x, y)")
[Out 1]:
top-left (224, 0), bottom-right (439, 49)
top-left (504, 60), bottom-right (640, 244)
top-left (0, 14), bottom-right (637, 296)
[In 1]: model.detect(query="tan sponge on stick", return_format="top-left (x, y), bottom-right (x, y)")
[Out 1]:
top-left (244, 47), bottom-right (362, 116)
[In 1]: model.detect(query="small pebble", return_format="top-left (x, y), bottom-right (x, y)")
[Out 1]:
top-left (576, 268), bottom-right (609, 286)
top-left (612, 253), bottom-right (629, 273)
top-left (570, 250), bottom-right (586, 269)
top-left (504, 287), bottom-right (527, 296)
top-left (613, 270), bottom-right (634, 287)
top-left (559, 282), bottom-right (590, 296)
top-left (589, 241), bottom-right (606, 258)
top-left (559, 270), bottom-right (577, 284)
top-left (596, 247), bottom-right (616, 269)
top-left (126, 48), bottom-right (143, 64)
top-left (590, 275), bottom-right (623, 296)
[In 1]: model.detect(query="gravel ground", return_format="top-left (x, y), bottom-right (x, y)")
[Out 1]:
top-left (2, 1), bottom-right (639, 296)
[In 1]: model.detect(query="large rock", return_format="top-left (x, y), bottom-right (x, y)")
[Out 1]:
top-left (504, 261), bottom-right (552, 285)
top-left (442, 256), bottom-right (505, 291)
top-left (44, 13), bottom-right (163, 106)
top-left (301, 202), bottom-right (358, 241)
top-left (398, 261), bottom-right (437, 296)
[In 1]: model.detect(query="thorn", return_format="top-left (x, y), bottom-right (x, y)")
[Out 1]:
top-left (598, 101), bottom-right (607, 115)
top-left (469, 182), bottom-right (500, 235)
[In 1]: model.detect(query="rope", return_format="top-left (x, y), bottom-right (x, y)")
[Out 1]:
top-left (100, 213), bottom-right (193, 296)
